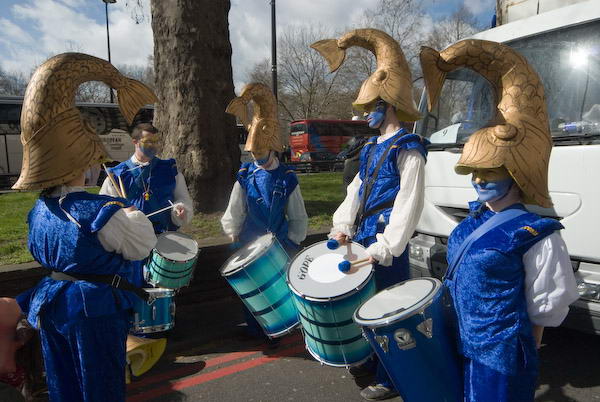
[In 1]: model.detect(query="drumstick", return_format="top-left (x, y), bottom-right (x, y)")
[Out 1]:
top-left (338, 257), bottom-right (371, 273)
top-left (103, 164), bottom-right (124, 198)
top-left (118, 175), bottom-right (128, 199)
top-left (145, 204), bottom-right (176, 218)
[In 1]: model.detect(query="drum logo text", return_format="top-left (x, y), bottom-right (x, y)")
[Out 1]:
top-left (297, 255), bottom-right (314, 280)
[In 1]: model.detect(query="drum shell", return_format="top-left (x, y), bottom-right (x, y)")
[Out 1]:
top-left (291, 278), bottom-right (376, 367)
top-left (222, 238), bottom-right (299, 338)
top-left (146, 252), bottom-right (197, 289)
top-left (359, 289), bottom-right (463, 402)
top-left (130, 289), bottom-right (176, 334)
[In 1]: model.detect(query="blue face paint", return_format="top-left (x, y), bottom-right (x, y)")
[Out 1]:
top-left (472, 178), bottom-right (513, 202)
top-left (367, 100), bottom-right (387, 129)
top-left (140, 145), bottom-right (157, 159)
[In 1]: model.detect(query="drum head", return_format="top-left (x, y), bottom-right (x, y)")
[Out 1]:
top-left (220, 233), bottom-right (275, 276)
top-left (354, 278), bottom-right (441, 327)
top-left (287, 240), bottom-right (373, 301)
top-left (155, 232), bottom-right (199, 261)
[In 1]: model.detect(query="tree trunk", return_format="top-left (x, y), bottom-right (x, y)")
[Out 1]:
top-left (151, 0), bottom-right (239, 213)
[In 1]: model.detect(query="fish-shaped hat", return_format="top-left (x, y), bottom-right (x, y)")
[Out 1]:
top-left (311, 28), bottom-right (421, 122)
top-left (13, 52), bottom-right (157, 190)
top-left (420, 39), bottom-right (553, 207)
top-left (226, 83), bottom-right (283, 156)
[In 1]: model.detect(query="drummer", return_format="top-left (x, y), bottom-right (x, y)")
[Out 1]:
top-left (221, 83), bottom-right (308, 340)
top-left (100, 122), bottom-right (194, 235)
top-left (321, 29), bottom-right (427, 400)
top-left (13, 54), bottom-right (158, 402)
top-left (420, 40), bottom-right (578, 402)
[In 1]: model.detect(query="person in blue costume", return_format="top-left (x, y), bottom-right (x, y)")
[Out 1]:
top-left (314, 28), bottom-right (426, 400)
top-left (100, 123), bottom-right (194, 236)
top-left (417, 39), bottom-right (580, 402)
top-left (221, 83), bottom-right (308, 341)
top-left (12, 53), bottom-right (158, 402)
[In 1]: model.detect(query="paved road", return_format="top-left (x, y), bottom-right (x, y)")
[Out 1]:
top-left (125, 295), bottom-right (600, 402)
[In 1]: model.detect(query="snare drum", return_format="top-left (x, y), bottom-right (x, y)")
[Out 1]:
top-left (130, 288), bottom-right (176, 334)
top-left (220, 233), bottom-right (299, 338)
top-left (287, 241), bottom-right (376, 367)
top-left (146, 231), bottom-right (199, 289)
top-left (354, 278), bottom-right (462, 402)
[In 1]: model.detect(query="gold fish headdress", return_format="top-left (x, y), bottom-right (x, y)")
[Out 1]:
top-left (13, 52), bottom-right (158, 190)
top-left (420, 39), bottom-right (552, 208)
top-left (311, 28), bottom-right (421, 122)
top-left (225, 83), bottom-right (283, 156)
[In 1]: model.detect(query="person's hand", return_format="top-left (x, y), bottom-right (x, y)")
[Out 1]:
top-left (368, 256), bottom-right (377, 264)
top-left (124, 205), bottom-right (138, 213)
top-left (174, 203), bottom-right (186, 219)
top-left (333, 233), bottom-right (350, 245)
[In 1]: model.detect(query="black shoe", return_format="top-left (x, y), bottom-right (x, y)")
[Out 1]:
top-left (360, 384), bottom-right (399, 401)
top-left (349, 364), bottom-right (373, 378)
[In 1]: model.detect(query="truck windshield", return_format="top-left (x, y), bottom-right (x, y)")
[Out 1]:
top-left (416, 20), bottom-right (600, 146)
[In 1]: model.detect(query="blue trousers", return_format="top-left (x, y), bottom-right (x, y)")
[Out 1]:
top-left (358, 235), bottom-right (410, 388)
top-left (40, 309), bottom-right (130, 402)
top-left (464, 357), bottom-right (537, 402)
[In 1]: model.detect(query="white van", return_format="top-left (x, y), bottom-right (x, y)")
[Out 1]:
top-left (410, 0), bottom-right (600, 334)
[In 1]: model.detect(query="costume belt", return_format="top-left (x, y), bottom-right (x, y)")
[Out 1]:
top-left (50, 271), bottom-right (150, 302)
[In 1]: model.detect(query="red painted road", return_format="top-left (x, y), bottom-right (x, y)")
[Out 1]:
top-left (127, 335), bottom-right (305, 401)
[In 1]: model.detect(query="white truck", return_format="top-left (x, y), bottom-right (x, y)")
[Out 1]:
top-left (410, 0), bottom-right (600, 334)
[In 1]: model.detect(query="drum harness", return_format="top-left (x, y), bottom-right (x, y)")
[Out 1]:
top-left (49, 195), bottom-right (154, 303)
top-left (352, 137), bottom-right (399, 234)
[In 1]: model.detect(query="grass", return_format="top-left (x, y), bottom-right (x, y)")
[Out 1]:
top-left (0, 172), bottom-right (344, 266)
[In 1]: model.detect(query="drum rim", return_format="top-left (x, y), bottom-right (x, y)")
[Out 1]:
top-left (219, 233), bottom-right (278, 277)
top-left (142, 287), bottom-right (176, 297)
top-left (353, 277), bottom-right (442, 328)
top-left (286, 240), bottom-right (373, 302)
top-left (152, 233), bottom-right (200, 264)
top-left (304, 343), bottom-right (373, 368)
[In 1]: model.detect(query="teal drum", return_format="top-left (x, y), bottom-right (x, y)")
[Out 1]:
top-left (220, 234), bottom-right (299, 338)
top-left (146, 231), bottom-right (199, 289)
top-left (287, 241), bottom-right (375, 368)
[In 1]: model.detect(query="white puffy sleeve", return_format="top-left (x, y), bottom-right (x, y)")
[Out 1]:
top-left (99, 177), bottom-right (119, 197)
top-left (523, 231), bottom-right (580, 327)
top-left (220, 182), bottom-right (247, 236)
top-left (97, 209), bottom-right (157, 261)
top-left (366, 149), bottom-right (425, 266)
top-left (171, 171), bottom-right (194, 226)
top-left (286, 186), bottom-right (308, 245)
top-left (329, 173), bottom-right (363, 238)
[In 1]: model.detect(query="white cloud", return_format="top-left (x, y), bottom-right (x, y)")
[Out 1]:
top-left (463, 0), bottom-right (488, 16)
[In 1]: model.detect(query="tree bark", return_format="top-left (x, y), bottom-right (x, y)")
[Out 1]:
top-left (151, 0), bottom-right (239, 213)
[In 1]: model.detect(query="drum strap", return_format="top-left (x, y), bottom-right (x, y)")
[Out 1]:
top-left (444, 207), bottom-right (527, 281)
top-left (50, 271), bottom-right (150, 302)
top-left (353, 136), bottom-right (399, 230)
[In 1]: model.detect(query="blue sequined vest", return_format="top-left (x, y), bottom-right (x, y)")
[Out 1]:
top-left (354, 130), bottom-right (428, 244)
top-left (445, 202), bottom-right (563, 375)
top-left (19, 192), bottom-right (140, 327)
top-left (237, 162), bottom-right (299, 249)
top-left (110, 157), bottom-right (178, 233)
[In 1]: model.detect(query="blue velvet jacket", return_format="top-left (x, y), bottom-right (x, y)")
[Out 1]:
top-left (237, 162), bottom-right (299, 249)
top-left (17, 192), bottom-right (140, 328)
top-left (354, 130), bottom-right (428, 244)
top-left (109, 157), bottom-right (178, 234)
top-left (445, 201), bottom-right (563, 375)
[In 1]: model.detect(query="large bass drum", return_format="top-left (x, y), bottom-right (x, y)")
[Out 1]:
top-left (354, 277), bottom-right (462, 402)
top-left (287, 240), bottom-right (376, 368)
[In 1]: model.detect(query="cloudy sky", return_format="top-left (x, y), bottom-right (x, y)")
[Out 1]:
top-left (0, 0), bottom-right (494, 91)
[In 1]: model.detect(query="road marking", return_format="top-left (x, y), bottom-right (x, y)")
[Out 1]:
top-left (127, 333), bottom-right (303, 392)
top-left (127, 344), bottom-right (306, 401)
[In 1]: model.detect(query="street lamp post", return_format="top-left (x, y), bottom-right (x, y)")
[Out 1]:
top-left (103, 0), bottom-right (116, 103)
top-left (270, 0), bottom-right (277, 100)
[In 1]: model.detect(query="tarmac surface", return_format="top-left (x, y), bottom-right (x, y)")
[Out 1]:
top-left (125, 294), bottom-right (600, 402)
